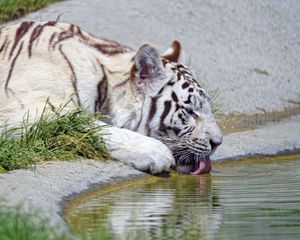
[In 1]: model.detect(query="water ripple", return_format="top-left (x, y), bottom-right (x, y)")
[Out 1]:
top-left (67, 158), bottom-right (300, 240)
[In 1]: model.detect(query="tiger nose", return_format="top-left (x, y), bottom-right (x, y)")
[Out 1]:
top-left (209, 139), bottom-right (222, 152)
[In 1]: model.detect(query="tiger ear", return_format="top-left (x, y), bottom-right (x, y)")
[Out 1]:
top-left (161, 40), bottom-right (181, 63)
top-left (134, 44), bottom-right (168, 96)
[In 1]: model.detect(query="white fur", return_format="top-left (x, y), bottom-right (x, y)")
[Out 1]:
top-left (0, 21), bottom-right (174, 174)
top-left (97, 121), bottom-right (174, 174)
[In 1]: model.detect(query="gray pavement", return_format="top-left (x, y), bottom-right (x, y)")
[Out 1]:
top-left (7, 0), bottom-right (300, 114)
top-left (212, 114), bottom-right (300, 161)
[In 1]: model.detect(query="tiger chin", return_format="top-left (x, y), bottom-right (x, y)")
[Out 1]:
top-left (0, 21), bottom-right (222, 175)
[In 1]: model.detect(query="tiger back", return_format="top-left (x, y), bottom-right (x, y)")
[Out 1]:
top-left (0, 21), bottom-right (135, 125)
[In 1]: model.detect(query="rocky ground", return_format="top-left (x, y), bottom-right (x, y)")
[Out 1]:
top-left (1, 0), bottom-right (300, 232)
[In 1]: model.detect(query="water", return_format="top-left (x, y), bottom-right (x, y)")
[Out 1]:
top-left (66, 156), bottom-right (300, 240)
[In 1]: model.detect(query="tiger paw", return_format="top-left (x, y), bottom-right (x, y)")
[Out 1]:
top-left (127, 139), bottom-right (175, 174)
top-left (99, 122), bottom-right (175, 174)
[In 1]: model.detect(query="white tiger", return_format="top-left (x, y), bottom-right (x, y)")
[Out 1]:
top-left (0, 21), bottom-right (222, 174)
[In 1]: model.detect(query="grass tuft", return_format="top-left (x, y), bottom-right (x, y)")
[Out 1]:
top-left (0, 0), bottom-right (62, 23)
top-left (198, 81), bottom-right (222, 114)
top-left (209, 87), bottom-right (222, 113)
top-left (0, 204), bottom-right (115, 240)
top-left (0, 205), bottom-right (71, 240)
top-left (0, 103), bottom-right (111, 171)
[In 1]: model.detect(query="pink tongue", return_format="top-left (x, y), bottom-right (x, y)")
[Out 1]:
top-left (190, 156), bottom-right (212, 175)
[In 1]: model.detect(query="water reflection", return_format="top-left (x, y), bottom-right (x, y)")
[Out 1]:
top-left (68, 174), bottom-right (223, 239)
top-left (67, 158), bottom-right (300, 240)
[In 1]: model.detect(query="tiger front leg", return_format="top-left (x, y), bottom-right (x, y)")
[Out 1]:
top-left (96, 121), bottom-right (175, 174)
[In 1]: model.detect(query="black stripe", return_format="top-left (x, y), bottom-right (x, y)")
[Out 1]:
top-left (178, 113), bottom-right (186, 124)
top-left (69, 24), bottom-right (75, 33)
top-left (171, 91), bottom-right (179, 102)
top-left (9, 21), bottom-right (34, 60)
top-left (146, 97), bottom-right (158, 136)
top-left (197, 89), bottom-right (209, 99)
top-left (167, 81), bottom-right (175, 86)
top-left (94, 65), bottom-right (108, 113)
top-left (171, 126), bottom-right (181, 136)
top-left (184, 95), bottom-right (192, 104)
top-left (59, 44), bottom-right (81, 106)
top-left (0, 37), bottom-right (8, 53)
top-left (182, 82), bottom-right (189, 89)
top-left (181, 69), bottom-right (192, 76)
top-left (157, 85), bottom-right (165, 95)
top-left (159, 101), bottom-right (172, 133)
top-left (178, 125), bottom-right (194, 137)
top-left (2, 38), bottom-right (10, 57)
top-left (53, 31), bottom-right (73, 49)
top-left (28, 24), bottom-right (44, 57)
top-left (178, 129), bottom-right (189, 138)
top-left (5, 42), bottom-right (23, 94)
top-left (44, 21), bottom-right (56, 26)
top-left (148, 97), bottom-right (157, 122)
top-left (48, 32), bottom-right (57, 50)
top-left (188, 144), bottom-right (207, 152)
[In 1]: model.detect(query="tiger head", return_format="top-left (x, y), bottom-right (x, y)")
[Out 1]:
top-left (132, 41), bottom-right (223, 174)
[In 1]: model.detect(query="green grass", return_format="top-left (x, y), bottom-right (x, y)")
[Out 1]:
top-left (209, 87), bottom-right (222, 113)
top-left (0, 0), bottom-right (62, 23)
top-left (0, 205), bottom-right (115, 240)
top-left (197, 80), bottom-right (222, 114)
top-left (0, 205), bottom-right (70, 240)
top-left (0, 103), bottom-right (111, 172)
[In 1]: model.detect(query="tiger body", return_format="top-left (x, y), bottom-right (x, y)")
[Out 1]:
top-left (0, 21), bottom-right (222, 174)
top-left (0, 21), bottom-right (136, 126)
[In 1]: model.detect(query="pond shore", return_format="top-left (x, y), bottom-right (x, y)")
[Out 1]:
top-left (1, 0), bottom-right (300, 234)
top-left (0, 114), bottom-right (300, 230)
